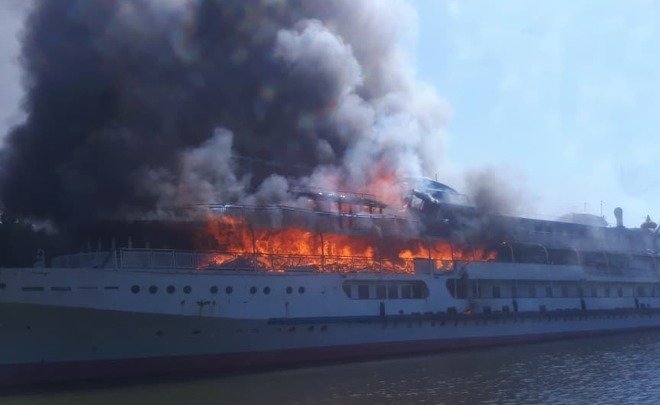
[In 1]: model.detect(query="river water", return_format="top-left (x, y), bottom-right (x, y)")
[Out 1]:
top-left (4, 331), bottom-right (660, 404)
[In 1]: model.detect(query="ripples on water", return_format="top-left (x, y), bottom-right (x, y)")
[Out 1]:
top-left (4, 331), bottom-right (660, 404)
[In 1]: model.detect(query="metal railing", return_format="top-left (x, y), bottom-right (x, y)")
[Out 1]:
top-left (49, 248), bottom-right (458, 274)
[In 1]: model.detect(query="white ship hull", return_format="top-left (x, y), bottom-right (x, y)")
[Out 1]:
top-left (2, 253), bottom-right (660, 385)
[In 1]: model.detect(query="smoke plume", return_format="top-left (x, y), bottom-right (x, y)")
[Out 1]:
top-left (0, 0), bottom-right (447, 226)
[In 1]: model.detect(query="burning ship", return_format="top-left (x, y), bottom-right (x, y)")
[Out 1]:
top-left (1, 179), bottom-right (660, 386)
top-left (2, 0), bottom-right (660, 387)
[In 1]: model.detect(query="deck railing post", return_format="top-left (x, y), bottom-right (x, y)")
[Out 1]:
top-left (320, 232), bottom-right (325, 272)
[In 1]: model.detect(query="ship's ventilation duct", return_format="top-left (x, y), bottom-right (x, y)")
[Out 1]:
top-left (614, 207), bottom-right (624, 228)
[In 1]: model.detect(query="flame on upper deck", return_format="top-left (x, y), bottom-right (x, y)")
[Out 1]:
top-left (199, 215), bottom-right (496, 273)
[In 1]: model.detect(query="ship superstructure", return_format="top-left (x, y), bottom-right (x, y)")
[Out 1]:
top-left (1, 180), bottom-right (660, 385)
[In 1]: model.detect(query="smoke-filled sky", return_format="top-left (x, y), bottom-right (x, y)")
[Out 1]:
top-left (0, 0), bottom-right (447, 225)
top-left (1, 1), bottom-right (660, 228)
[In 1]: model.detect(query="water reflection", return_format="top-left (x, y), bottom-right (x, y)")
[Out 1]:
top-left (5, 331), bottom-right (660, 404)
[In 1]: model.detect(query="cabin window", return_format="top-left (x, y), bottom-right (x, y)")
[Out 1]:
top-left (358, 285), bottom-right (370, 299)
top-left (343, 281), bottom-right (427, 300)
top-left (577, 287), bottom-right (584, 297)
top-left (149, 285), bottom-right (158, 294)
top-left (605, 287), bottom-right (610, 297)
top-left (545, 286), bottom-right (553, 298)
top-left (591, 287), bottom-right (597, 297)
top-left (263, 286), bottom-right (271, 295)
top-left (617, 288), bottom-right (623, 297)
top-left (184, 286), bottom-right (192, 294)
top-left (637, 286), bottom-right (645, 297)
top-left (511, 286), bottom-right (517, 299)
top-left (492, 286), bottom-right (501, 299)
top-left (298, 286), bottom-right (305, 294)
top-left (210, 286), bottom-right (218, 294)
top-left (529, 285), bottom-right (536, 298)
top-left (387, 285), bottom-right (399, 299)
top-left (342, 285), bottom-right (351, 298)
top-left (250, 286), bottom-right (257, 294)
top-left (375, 285), bottom-right (386, 299)
top-left (167, 285), bottom-right (175, 294)
top-left (131, 285), bottom-right (140, 294)
top-left (561, 286), bottom-right (568, 298)
top-left (547, 249), bottom-right (579, 265)
top-left (286, 286), bottom-right (293, 294)
top-left (225, 286), bottom-right (233, 294)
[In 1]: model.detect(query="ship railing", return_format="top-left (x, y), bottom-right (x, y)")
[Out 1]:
top-left (50, 248), bottom-right (459, 274)
top-left (117, 248), bottom-right (457, 273)
top-left (50, 251), bottom-right (118, 269)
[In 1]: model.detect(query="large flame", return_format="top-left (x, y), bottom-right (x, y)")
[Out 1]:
top-left (199, 215), bottom-right (495, 273)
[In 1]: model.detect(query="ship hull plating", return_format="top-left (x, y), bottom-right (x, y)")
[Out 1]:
top-left (2, 302), bottom-right (660, 386)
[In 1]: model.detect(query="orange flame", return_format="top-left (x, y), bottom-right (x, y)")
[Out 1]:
top-left (199, 215), bottom-right (495, 273)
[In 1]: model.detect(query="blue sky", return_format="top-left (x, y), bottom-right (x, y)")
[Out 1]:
top-left (1, 1), bottom-right (659, 226)
top-left (412, 0), bottom-right (660, 226)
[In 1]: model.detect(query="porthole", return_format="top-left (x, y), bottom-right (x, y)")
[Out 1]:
top-left (183, 286), bottom-right (192, 294)
top-left (263, 286), bottom-right (271, 294)
top-left (298, 286), bottom-right (305, 294)
top-left (166, 285), bottom-right (175, 294)
top-left (131, 285), bottom-right (140, 294)
top-left (286, 286), bottom-right (292, 294)
top-left (250, 286), bottom-right (257, 294)
top-left (226, 286), bottom-right (233, 294)
top-left (149, 285), bottom-right (158, 294)
top-left (210, 286), bottom-right (218, 294)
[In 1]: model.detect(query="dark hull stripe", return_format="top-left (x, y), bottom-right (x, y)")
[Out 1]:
top-left (2, 325), bottom-right (659, 387)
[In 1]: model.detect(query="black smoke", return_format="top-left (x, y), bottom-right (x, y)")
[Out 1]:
top-left (0, 0), bottom-right (447, 227)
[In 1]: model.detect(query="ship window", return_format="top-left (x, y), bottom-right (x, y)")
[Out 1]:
top-left (183, 286), bottom-right (192, 294)
top-left (210, 286), bottom-right (218, 294)
top-left (263, 286), bottom-right (271, 295)
top-left (0, 282), bottom-right (5, 289)
top-left (51, 286), bottom-right (72, 291)
top-left (605, 287), bottom-right (610, 297)
top-left (376, 285), bottom-right (386, 299)
top-left (637, 286), bottom-right (645, 297)
top-left (577, 287), bottom-right (584, 297)
top-left (591, 287), bottom-right (597, 297)
top-left (358, 285), bottom-right (370, 299)
top-left (511, 286), bottom-right (517, 299)
top-left (250, 286), bottom-right (257, 294)
top-left (545, 286), bottom-right (553, 298)
top-left (412, 285), bottom-right (424, 299)
top-left (104, 286), bottom-right (119, 290)
top-left (131, 285), bottom-right (140, 294)
top-left (401, 285), bottom-right (412, 299)
top-left (617, 288), bottom-right (623, 297)
top-left (286, 286), bottom-right (293, 294)
top-left (167, 285), bottom-right (175, 294)
top-left (342, 284), bottom-right (351, 297)
top-left (493, 286), bottom-right (501, 298)
top-left (387, 285), bottom-right (399, 299)
top-left (298, 286), bottom-right (305, 294)
top-left (561, 286), bottom-right (568, 298)
top-left (149, 285), bottom-right (158, 294)
top-left (225, 286), bottom-right (233, 294)
top-left (529, 285), bottom-right (536, 298)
